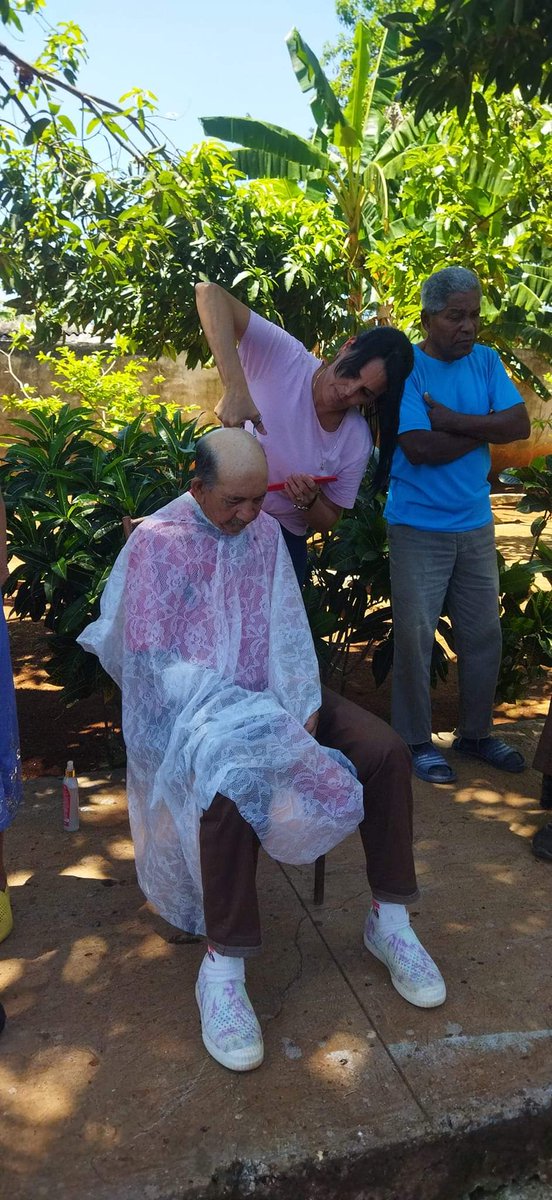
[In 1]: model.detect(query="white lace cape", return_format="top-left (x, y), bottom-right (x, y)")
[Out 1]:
top-left (78, 494), bottom-right (363, 933)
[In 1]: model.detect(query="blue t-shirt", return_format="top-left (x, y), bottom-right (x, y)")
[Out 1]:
top-left (385, 343), bottom-right (523, 531)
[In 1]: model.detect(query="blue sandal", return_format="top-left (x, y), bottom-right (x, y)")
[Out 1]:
top-left (410, 743), bottom-right (457, 784)
top-left (453, 736), bottom-right (525, 774)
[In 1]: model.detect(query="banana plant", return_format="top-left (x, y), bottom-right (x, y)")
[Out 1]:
top-left (361, 89), bottom-right (552, 397)
top-left (201, 22), bottom-right (436, 324)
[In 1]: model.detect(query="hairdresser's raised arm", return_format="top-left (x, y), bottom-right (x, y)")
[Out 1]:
top-left (195, 282), bottom-right (266, 433)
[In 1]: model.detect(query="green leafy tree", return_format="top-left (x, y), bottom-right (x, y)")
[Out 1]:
top-left (363, 90), bottom-right (552, 393)
top-left (384, 0), bottom-right (552, 123)
top-left (0, 1), bottom-right (169, 162)
top-left (0, 1), bottom-right (550, 392)
top-left (0, 4), bottom-right (350, 355)
top-left (1, 134), bottom-right (350, 357)
top-left (201, 21), bottom-right (437, 321)
top-left (200, 18), bottom-right (552, 399)
top-left (322, 0), bottom-right (409, 96)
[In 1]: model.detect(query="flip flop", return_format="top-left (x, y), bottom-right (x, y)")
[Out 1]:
top-left (410, 743), bottom-right (457, 784)
top-left (453, 736), bottom-right (525, 774)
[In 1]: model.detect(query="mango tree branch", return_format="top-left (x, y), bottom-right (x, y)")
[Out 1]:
top-left (0, 40), bottom-right (172, 163)
top-left (0, 71), bottom-right (33, 124)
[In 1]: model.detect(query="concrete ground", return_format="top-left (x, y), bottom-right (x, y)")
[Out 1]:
top-left (1, 498), bottom-right (552, 1200)
top-left (1, 743), bottom-right (552, 1200)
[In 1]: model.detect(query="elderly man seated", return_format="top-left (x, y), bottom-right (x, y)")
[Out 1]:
top-left (79, 429), bottom-right (445, 1073)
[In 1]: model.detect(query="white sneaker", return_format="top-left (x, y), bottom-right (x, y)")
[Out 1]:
top-left (195, 955), bottom-right (264, 1072)
top-left (363, 911), bottom-right (446, 1008)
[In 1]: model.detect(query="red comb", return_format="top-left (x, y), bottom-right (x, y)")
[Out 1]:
top-left (267, 474), bottom-right (337, 493)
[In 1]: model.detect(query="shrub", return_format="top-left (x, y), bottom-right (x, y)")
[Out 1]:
top-left (304, 473), bottom-right (454, 693)
top-left (1, 343), bottom-right (184, 432)
top-left (496, 459), bottom-right (552, 700)
top-left (306, 457), bottom-right (552, 704)
top-left (0, 404), bottom-right (205, 704)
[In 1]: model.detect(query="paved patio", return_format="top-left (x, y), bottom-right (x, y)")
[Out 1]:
top-left (1, 499), bottom-right (551, 1199)
top-left (2, 723), bottom-right (552, 1200)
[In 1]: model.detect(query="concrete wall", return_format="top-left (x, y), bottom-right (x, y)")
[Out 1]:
top-left (492, 350), bottom-right (552, 475)
top-left (0, 344), bottom-right (221, 448)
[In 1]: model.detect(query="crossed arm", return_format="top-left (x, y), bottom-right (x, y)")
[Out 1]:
top-left (400, 394), bottom-right (530, 466)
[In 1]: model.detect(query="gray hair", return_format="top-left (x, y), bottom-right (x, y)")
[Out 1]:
top-left (421, 267), bottom-right (482, 314)
top-left (193, 433), bottom-right (219, 489)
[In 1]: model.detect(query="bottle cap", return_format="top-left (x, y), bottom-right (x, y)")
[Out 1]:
top-left (65, 760), bottom-right (76, 776)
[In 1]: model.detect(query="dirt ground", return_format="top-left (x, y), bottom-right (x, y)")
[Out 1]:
top-left (7, 609), bottom-right (550, 780)
top-left (8, 616), bottom-right (115, 778)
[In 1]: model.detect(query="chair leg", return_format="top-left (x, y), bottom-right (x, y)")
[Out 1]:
top-left (313, 854), bottom-right (326, 905)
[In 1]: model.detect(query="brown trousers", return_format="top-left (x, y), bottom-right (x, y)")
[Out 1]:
top-left (199, 686), bottom-right (418, 957)
top-left (534, 697), bottom-right (552, 774)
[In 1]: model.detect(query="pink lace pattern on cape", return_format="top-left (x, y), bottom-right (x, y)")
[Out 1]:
top-left (78, 495), bottom-right (363, 934)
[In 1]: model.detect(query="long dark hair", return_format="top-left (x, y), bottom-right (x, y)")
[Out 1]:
top-left (334, 326), bottom-right (414, 493)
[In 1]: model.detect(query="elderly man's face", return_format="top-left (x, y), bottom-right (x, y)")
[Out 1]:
top-left (422, 288), bottom-right (481, 361)
top-left (191, 469), bottom-right (267, 535)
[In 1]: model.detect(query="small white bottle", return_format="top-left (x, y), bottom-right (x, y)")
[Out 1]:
top-left (63, 760), bottom-right (80, 832)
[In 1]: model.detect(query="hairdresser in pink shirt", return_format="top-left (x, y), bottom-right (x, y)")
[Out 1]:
top-left (196, 282), bottom-right (414, 584)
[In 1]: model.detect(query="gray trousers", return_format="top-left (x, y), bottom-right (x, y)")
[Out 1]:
top-left (388, 521), bottom-right (502, 745)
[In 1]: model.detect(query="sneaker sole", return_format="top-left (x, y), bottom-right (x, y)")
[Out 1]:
top-left (195, 983), bottom-right (264, 1072)
top-left (364, 934), bottom-right (447, 1009)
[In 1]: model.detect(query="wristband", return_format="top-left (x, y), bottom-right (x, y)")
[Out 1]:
top-left (293, 488), bottom-right (320, 511)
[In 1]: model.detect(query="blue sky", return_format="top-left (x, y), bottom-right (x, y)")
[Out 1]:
top-left (6, 0), bottom-right (345, 152)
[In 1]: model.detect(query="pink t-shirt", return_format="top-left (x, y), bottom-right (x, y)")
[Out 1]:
top-left (238, 312), bottom-right (373, 535)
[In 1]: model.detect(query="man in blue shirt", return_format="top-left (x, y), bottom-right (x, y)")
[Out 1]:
top-left (385, 266), bottom-right (531, 783)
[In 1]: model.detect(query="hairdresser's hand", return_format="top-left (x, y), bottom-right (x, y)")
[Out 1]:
top-left (284, 474), bottom-right (320, 511)
top-left (214, 384), bottom-right (267, 434)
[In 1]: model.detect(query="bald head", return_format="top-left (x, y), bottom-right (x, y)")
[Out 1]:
top-left (198, 427), bottom-right (267, 485)
top-left (191, 428), bottom-right (268, 535)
